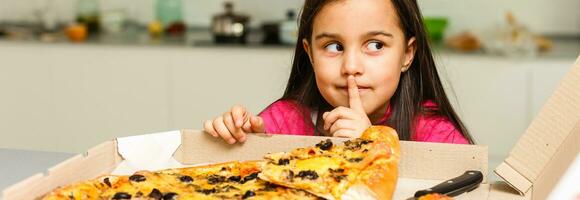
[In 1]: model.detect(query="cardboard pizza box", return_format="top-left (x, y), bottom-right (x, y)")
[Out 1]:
top-left (493, 55), bottom-right (580, 199)
top-left (2, 55), bottom-right (579, 200)
top-left (1, 131), bottom-right (491, 200)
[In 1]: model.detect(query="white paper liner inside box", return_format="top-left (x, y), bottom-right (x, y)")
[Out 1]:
top-left (112, 130), bottom-right (189, 175)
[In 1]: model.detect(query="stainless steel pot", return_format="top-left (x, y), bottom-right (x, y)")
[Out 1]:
top-left (211, 2), bottom-right (249, 44)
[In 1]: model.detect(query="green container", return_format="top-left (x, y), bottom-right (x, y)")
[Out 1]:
top-left (155, 0), bottom-right (183, 28)
top-left (424, 17), bottom-right (448, 43)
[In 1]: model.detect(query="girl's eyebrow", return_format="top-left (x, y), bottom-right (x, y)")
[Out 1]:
top-left (314, 32), bottom-right (340, 41)
top-left (366, 31), bottom-right (394, 38)
top-left (314, 31), bottom-right (394, 41)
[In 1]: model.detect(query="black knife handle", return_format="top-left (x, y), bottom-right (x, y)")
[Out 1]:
top-left (414, 170), bottom-right (483, 198)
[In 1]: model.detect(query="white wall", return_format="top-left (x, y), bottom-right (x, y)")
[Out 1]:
top-left (0, 0), bottom-right (578, 35)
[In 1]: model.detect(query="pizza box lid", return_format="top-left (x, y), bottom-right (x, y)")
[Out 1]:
top-left (493, 55), bottom-right (580, 200)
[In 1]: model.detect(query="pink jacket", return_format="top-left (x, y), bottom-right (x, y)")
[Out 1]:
top-left (258, 100), bottom-right (469, 144)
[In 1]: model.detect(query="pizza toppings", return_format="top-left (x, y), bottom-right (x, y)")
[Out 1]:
top-left (296, 170), bottom-right (319, 180)
top-left (207, 175), bottom-right (226, 184)
top-left (315, 139), bottom-right (333, 150)
top-left (329, 168), bottom-right (347, 182)
top-left (228, 175), bottom-right (242, 183)
top-left (112, 192), bottom-right (131, 199)
top-left (128, 174), bottom-right (146, 182)
top-left (243, 172), bottom-right (259, 183)
top-left (347, 157), bottom-right (363, 163)
top-left (196, 188), bottom-right (217, 195)
top-left (343, 139), bottom-right (372, 151)
top-left (179, 175), bottom-right (193, 183)
top-left (242, 190), bottom-right (256, 199)
top-left (148, 189), bottom-right (163, 199)
top-left (277, 158), bottom-right (290, 165)
top-left (285, 170), bottom-right (294, 180)
top-left (103, 178), bottom-right (112, 187)
top-left (162, 192), bottom-right (178, 200)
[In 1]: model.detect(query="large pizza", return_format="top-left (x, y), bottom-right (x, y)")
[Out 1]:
top-left (42, 126), bottom-right (401, 200)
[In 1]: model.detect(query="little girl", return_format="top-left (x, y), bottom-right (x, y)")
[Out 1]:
top-left (203, 0), bottom-right (474, 144)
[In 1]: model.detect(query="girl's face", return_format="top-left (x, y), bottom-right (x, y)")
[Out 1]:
top-left (303, 0), bottom-right (416, 122)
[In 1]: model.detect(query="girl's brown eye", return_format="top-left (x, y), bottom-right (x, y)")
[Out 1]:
top-left (325, 43), bottom-right (344, 53)
top-left (366, 41), bottom-right (384, 52)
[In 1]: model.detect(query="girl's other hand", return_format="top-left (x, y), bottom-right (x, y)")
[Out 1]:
top-left (323, 75), bottom-right (372, 138)
top-left (203, 105), bottom-right (265, 144)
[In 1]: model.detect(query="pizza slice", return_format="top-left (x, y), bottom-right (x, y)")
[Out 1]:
top-left (258, 126), bottom-right (400, 200)
top-left (42, 161), bottom-right (320, 200)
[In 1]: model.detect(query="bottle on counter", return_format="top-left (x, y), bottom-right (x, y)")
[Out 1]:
top-left (75, 0), bottom-right (100, 34)
top-left (279, 9), bottom-right (298, 45)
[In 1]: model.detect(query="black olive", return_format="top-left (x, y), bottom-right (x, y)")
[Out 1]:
top-left (197, 188), bottom-right (216, 195)
top-left (277, 158), bottom-right (290, 165)
top-left (228, 175), bottom-right (242, 183)
top-left (329, 168), bottom-right (345, 173)
top-left (207, 175), bottom-right (226, 184)
top-left (286, 170), bottom-right (294, 180)
top-left (242, 172), bottom-right (259, 183)
top-left (162, 192), bottom-right (178, 200)
top-left (129, 174), bottom-right (146, 182)
top-left (297, 170), bottom-right (319, 180)
top-left (334, 175), bottom-right (347, 182)
top-left (219, 185), bottom-right (239, 192)
top-left (103, 177), bottom-right (112, 187)
top-left (263, 182), bottom-right (277, 191)
top-left (348, 157), bottom-right (364, 163)
top-left (179, 175), bottom-right (193, 183)
top-left (242, 190), bottom-right (256, 199)
top-left (360, 140), bottom-right (372, 145)
top-left (148, 189), bottom-right (163, 200)
top-left (315, 139), bottom-right (333, 150)
top-left (112, 192), bottom-right (131, 199)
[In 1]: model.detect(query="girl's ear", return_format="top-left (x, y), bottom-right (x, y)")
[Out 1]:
top-left (402, 37), bottom-right (417, 72)
top-left (302, 38), bottom-right (314, 65)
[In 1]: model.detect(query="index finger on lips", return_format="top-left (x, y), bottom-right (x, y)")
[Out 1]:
top-left (347, 75), bottom-right (365, 113)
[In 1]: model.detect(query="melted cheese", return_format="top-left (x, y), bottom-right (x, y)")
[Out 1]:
top-left (295, 156), bottom-right (341, 172)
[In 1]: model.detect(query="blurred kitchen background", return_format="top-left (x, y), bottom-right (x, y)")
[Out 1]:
top-left (0, 0), bottom-right (578, 177)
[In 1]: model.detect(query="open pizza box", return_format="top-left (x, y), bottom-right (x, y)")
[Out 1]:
top-left (2, 56), bottom-right (579, 200)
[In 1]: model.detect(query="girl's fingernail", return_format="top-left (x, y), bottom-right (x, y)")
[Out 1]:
top-left (228, 139), bottom-right (236, 144)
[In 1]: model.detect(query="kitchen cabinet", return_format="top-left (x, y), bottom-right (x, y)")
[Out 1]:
top-left (0, 41), bottom-right (575, 168)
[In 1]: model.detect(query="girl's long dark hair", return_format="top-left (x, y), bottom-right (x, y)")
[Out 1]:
top-left (278, 0), bottom-right (474, 143)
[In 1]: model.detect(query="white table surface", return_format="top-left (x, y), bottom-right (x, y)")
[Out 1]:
top-left (0, 148), bottom-right (74, 194)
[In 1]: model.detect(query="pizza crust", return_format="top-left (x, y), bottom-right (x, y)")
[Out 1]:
top-left (354, 126), bottom-right (401, 200)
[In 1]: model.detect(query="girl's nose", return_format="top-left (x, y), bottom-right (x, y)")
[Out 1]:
top-left (341, 49), bottom-right (364, 76)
